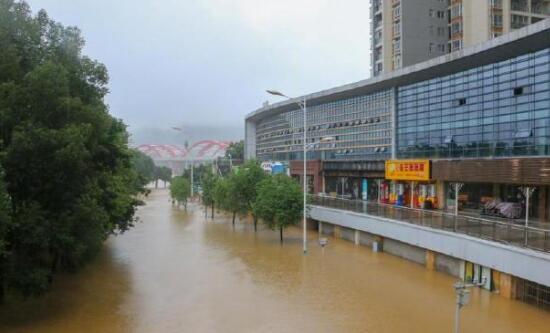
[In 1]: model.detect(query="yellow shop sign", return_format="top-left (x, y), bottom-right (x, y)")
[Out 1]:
top-left (385, 160), bottom-right (431, 181)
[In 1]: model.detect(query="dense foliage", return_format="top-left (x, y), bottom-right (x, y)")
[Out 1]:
top-left (202, 160), bottom-right (301, 242)
top-left (170, 176), bottom-right (191, 210)
top-left (225, 140), bottom-right (244, 161)
top-left (253, 174), bottom-right (302, 242)
top-left (131, 149), bottom-right (156, 189)
top-left (200, 168), bottom-right (218, 218)
top-left (231, 160), bottom-right (266, 231)
top-left (0, 1), bottom-right (145, 298)
top-left (154, 166), bottom-right (172, 188)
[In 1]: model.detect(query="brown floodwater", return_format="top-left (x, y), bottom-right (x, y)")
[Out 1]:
top-left (1, 189), bottom-right (549, 332)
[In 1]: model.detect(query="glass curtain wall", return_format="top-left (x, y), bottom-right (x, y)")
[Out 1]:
top-left (397, 48), bottom-right (550, 159)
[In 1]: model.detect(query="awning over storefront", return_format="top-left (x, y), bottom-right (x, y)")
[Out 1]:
top-left (432, 158), bottom-right (550, 185)
top-left (323, 160), bottom-right (385, 178)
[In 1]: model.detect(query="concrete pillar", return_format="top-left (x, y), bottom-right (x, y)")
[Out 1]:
top-left (499, 272), bottom-right (513, 299)
top-left (319, 221), bottom-right (323, 235)
top-left (334, 225), bottom-right (341, 239)
top-left (436, 181), bottom-right (445, 210)
top-left (372, 235), bottom-right (384, 252)
top-left (354, 230), bottom-right (360, 245)
top-left (425, 250), bottom-right (436, 270)
top-left (459, 260), bottom-right (466, 281)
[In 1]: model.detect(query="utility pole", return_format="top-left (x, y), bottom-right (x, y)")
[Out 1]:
top-left (453, 278), bottom-right (486, 333)
top-left (190, 162), bottom-right (194, 198)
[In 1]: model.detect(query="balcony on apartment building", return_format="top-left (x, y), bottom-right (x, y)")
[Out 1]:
top-left (372, 0), bottom-right (382, 13)
top-left (531, 0), bottom-right (550, 15)
top-left (511, 0), bottom-right (529, 12)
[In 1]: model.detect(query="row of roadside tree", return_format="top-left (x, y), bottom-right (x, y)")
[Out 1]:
top-left (170, 160), bottom-right (303, 242)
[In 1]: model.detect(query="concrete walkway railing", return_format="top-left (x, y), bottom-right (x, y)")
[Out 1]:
top-left (309, 195), bottom-right (550, 253)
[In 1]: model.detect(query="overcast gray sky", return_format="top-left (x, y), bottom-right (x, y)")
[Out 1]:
top-left (26, 0), bottom-right (371, 134)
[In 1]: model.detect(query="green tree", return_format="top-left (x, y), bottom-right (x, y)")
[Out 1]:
top-left (0, 166), bottom-right (12, 300)
top-left (232, 160), bottom-right (266, 231)
top-left (224, 173), bottom-right (248, 225)
top-left (131, 149), bottom-right (155, 189)
top-left (253, 174), bottom-right (302, 243)
top-left (170, 176), bottom-right (191, 210)
top-left (201, 168), bottom-right (218, 218)
top-left (153, 166), bottom-right (172, 188)
top-left (158, 166), bottom-right (172, 188)
top-left (213, 177), bottom-right (230, 216)
top-left (225, 140), bottom-right (244, 161)
top-left (0, 1), bottom-right (145, 298)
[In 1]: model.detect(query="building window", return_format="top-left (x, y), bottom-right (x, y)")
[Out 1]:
top-left (514, 129), bottom-right (533, 139)
top-left (453, 98), bottom-right (467, 106)
top-left (450, 4), bottom-right (462, 19)
top-left (514, 87), bottom-right (524, 96)
top-left (493, 14), bottom-right (503, 27)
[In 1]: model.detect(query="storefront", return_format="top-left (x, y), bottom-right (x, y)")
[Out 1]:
top-left (290, 160), bottom-right (323, 194)
top-left (385, 160), bottom-right (439, 209)
top-left (433, 158), bottom-right (550, 222)
top-left (322, 161), bottom-right (385, 201)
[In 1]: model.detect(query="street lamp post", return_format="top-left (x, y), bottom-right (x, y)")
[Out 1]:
top-left (228, 153), bottom-right (233, 171)
top-left (268, 90), bottom-right (308, 254)
top-left (266, 90), bottom-right (334, 254)
top-left (453, 278), bottom-right (486, 333)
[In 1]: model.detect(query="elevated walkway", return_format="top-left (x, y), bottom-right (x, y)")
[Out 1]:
top-left (309, 196), bottom-right (550, 287)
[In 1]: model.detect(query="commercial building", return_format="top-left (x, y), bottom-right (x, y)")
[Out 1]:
top-left (245, 19), bottom-right (550, 309)
top-left (371, 0), bottom-right (550, 76)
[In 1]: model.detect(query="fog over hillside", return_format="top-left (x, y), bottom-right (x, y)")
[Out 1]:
top-left (130, 125), bottom-right (243, 146)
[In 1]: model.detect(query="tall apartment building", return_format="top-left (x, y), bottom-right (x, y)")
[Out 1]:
top-left (449, 0), bottom-right (550, 51)
top-left (371, 0), bottom-right (449, 76)
top-left (371, 0), bottom-right (550, 76)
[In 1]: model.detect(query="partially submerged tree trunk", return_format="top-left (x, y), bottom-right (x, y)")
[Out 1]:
top-left (280, 227), bottom-right (283, 243)
top-left (253, 215), bottom-right (258, 232)
top-left (211, 203), bottom-right (214, 219)
top-left (232, 211), bottom-right (236, 225)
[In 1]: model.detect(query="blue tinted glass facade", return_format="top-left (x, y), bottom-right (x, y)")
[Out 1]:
top-left (397, 48), bottom-right (550, 159)
top-left (256, 90), bottom-right (393, 162)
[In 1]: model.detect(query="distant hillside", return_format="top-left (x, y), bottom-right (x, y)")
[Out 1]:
top-left (130, 125), bottom-right (243, 145)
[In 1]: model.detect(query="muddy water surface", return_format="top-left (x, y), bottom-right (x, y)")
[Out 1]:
top-left (1, 189), bottom-right (549, 332)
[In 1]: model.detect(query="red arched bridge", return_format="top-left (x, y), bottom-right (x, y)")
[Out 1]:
top-left (135, 140), bottom-right (230, 175)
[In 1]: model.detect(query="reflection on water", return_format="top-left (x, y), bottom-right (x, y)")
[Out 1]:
top-left (1, 189), bottom-right (549, 332)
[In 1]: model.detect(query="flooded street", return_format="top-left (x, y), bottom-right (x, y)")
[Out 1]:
top-left (1, 189), bottom-right (549, 332)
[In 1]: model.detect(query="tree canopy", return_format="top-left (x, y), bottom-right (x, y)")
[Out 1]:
top-left (253, 174), bottom-right (302, 242)
top-left (200, 168), bottom-right (218, 218)
top-left (170, 176), bottom-right (191, 210)
top-left (232, 160), bottom-right (266, 231)
top-left (131, 149), bottom-right (155, 188)
top-left (225, 140), bottom-right (244, 161)
top-left (0, 1), bottom-right (145, 298)
top-left (154, 166), bottom-right (172, 188)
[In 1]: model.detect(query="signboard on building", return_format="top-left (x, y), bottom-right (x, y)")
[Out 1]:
top-left (261, 162), bottom-right (273, 173)
top-left (261, 161), bottom-right (287, 175)
top-left (385, 160), bottom-right (431, 181)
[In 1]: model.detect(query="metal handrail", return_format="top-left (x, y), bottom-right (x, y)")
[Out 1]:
top-left (309, 195), bottom-right (550, 253)
top-left (311, 195), bottom-right (550, 232)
